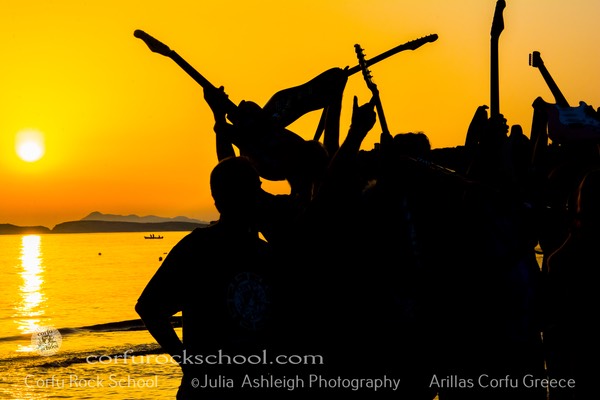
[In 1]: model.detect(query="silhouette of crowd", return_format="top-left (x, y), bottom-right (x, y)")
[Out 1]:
top-left (136, 31), bottom-right (600, 400)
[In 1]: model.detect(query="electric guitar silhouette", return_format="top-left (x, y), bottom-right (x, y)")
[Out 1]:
top-left (134, 29), bottom-right (310, 182)
top-left (529, 50), bottom-right (600, 142)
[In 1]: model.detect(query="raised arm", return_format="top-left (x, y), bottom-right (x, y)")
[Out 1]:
top-left (203, 85), bottom-right (237, 161)
top-left (319, 95), bottom-right (376, 199)
top-left (321, 67), bottom-right (349, 158)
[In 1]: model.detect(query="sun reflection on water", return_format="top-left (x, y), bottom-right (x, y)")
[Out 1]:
top-left (14, 235), bottom-right (46, 346)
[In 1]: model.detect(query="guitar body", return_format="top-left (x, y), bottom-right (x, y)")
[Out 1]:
top-left (529, 51), bottom-right (600, 142)
top-left (539, 99), bottom-right (600, 143)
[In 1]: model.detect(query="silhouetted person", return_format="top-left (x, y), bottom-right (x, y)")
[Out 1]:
top-left (431, 104), bottom-right (546, 400)
top-left (135, 156), bottom-right (296, 399)
top-left (465, 105), bottom-right (510, 187)
top-left (529, 96), bottom-right (600, 273)
top-left (546, 168), bottom-right (600, 400)
top-left (203, 68), bottom-right (351, 254)
top-left (366, 128), bottom-right (478, 400)
top-left (529, 99), bottom-right (600, 390)
top-left (202, 67), bottom-right (348, 204)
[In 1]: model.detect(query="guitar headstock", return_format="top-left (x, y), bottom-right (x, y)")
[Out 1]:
top-left (134, 30), bottom-right (172, 56)
top-left (490, 0), bottom-right (506, 40)
top-left (529, 51), bottom-right (543, 68)
top-left (354, 44), bottom-right (377, 92)
top-left (405, 33), bottom-right (439, 50)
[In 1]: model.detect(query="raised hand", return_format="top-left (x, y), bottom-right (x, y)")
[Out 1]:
top-left (203, 85), bottom-right (230, 122)
top-left (465, 105), bottom-right (489, 151)
top-left (348, 95), bottom-right (377, 142)
top-left (488, 112), bottom-right (509, 138)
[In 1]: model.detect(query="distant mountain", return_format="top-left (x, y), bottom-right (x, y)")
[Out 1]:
top-left (53, 220), bottom-right (207, 234)
top-left (0, 212), bottom-right (210, 235)
top-left (0, 224), bottom-right (51, 235)
top-left (82, 211), bottom-right (207, 224)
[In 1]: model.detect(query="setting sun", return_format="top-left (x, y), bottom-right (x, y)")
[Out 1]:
top-left (15, 129), bottom-right (45, 162)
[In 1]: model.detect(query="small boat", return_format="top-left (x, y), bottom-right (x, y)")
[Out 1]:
top-left (144, 234), bottom-right (163, 239)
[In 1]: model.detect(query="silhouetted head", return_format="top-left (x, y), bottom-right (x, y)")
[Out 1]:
top-left (392, 132), bottom-right (431, 159)
top-left (210, 156), bottom-right (262, 222)
top-left (286, 139), bottom-right (330, 201)
top-left (236, 100), bottom-right (270, 131)
top-left (508, 124), bottom-right (531, 157)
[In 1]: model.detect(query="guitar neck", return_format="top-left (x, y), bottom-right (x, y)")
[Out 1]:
top-left (490, 40), bottom-right (500, 118)
top-left (314, 34), bottom-right (438, 142)
top-left (372, 89), bottom-right (391, 142)
top-left (536, 63), bottom-right (570, 108)
top-left (345, 34), bottom-right (437, 77)
top-left (354, 43), bottom-right (393, 145)
top-left (364, 83), bottom-right (392, 146)
top-left (168, 50), bottom-right (238, 114)
top-left (489, 0), bottom-right (505, 118)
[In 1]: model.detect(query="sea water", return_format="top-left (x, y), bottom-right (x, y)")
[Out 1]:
top-left (0, 232), bottom-right (187, 399)
top-left (0, 232), bottom-right (544, 399)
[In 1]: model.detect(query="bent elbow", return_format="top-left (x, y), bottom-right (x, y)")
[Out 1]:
top-left (135, 300), bottom-right (149, 319)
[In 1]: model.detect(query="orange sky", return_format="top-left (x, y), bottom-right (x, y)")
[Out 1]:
top-left (1, 0), bottom-right (599, 228)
